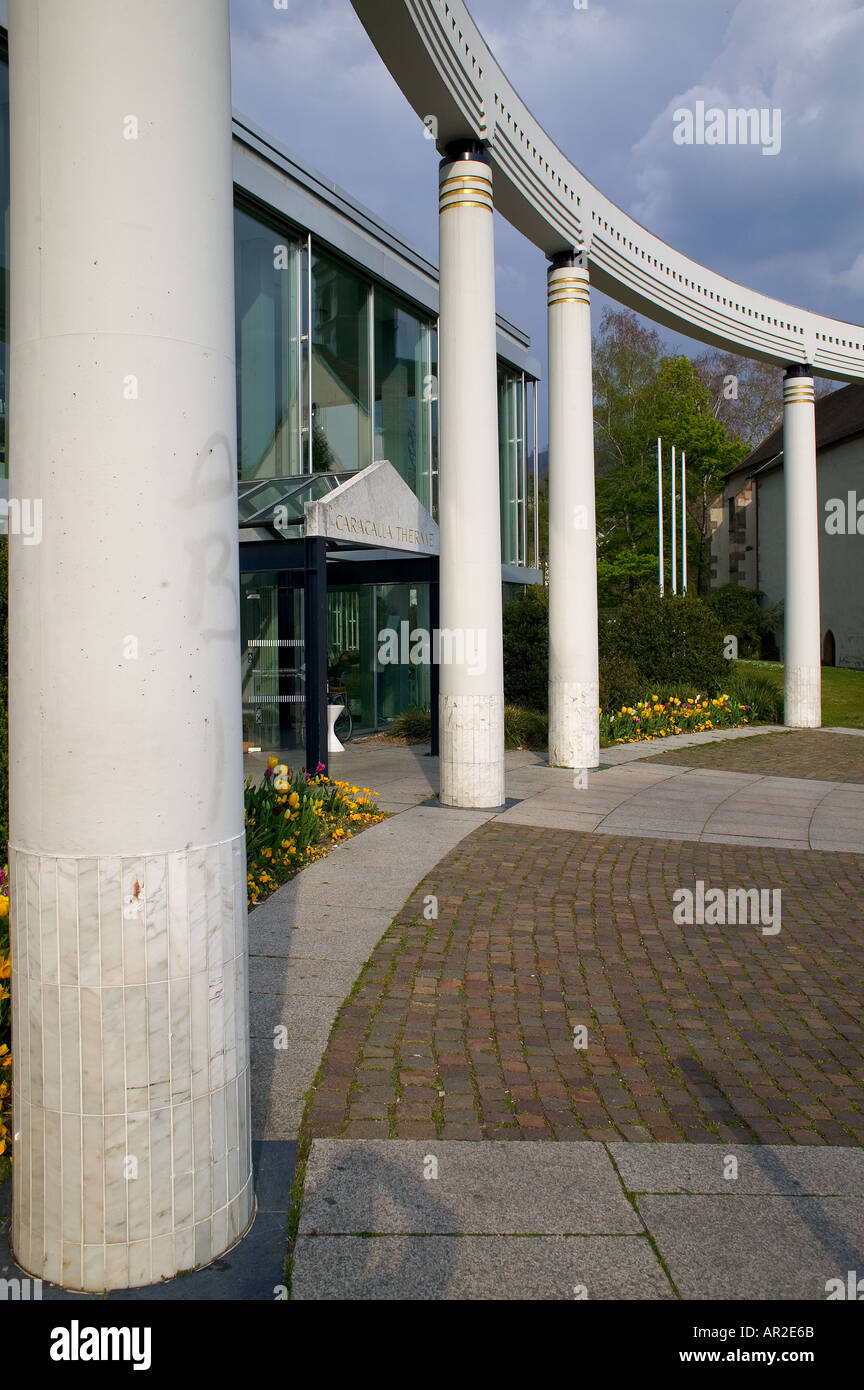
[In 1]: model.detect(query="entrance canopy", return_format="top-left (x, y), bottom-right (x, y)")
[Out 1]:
top-left (239, 458), bottom-right (440, 555)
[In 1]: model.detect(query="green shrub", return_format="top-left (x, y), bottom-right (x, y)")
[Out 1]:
top-left (706, 584), bottom-right (781, 659)
top-left (388, 705), bottom-right (432, 742)
top-left (600, 587), bottom-right (726, 696)
top-left (598, 654), bottom-right (642, 712)
top-left (502, 585), bottom-right (548, 711)
top-left (504, 704), bottom-right (548, 750)
top-left (725, 666), bottom-right (784, 724)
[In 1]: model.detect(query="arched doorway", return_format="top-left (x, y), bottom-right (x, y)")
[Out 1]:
top-left (822, 629), bottom-right (836, 667)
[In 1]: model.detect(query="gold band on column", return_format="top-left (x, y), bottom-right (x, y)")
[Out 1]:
top-left (439, 170), bottom-right (493, 214)
top-left (783, 381), bottom-right (815, 404)
top-left (548, 270), bottom-right (590, 308)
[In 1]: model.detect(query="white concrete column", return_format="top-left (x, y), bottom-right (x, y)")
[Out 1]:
top-left (437, 147), bottom-right (505, 807)
top-left (547, 258), bottom-right (600, 769)
top-left (8, 0), bottom-right (253, 1291)
top-left (782, 366), bottom-right (821, 727)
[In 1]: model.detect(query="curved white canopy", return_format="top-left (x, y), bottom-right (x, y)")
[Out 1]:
top-left (351, 0), bottom-right (864, 382)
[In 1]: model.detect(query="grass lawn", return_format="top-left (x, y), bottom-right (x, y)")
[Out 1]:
top-left (737, 660), bottom-right (864, 729)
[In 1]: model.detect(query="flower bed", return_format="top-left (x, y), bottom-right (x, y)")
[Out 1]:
top-left (600, 692), bottom-right (750, 746)
top-left (245, 760), bottom-right (383, 908)
top-left (0, 867), bottom-right (10, 1168)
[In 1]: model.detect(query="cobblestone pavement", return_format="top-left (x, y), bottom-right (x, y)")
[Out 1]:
top-left (654, 730), bottom-right (864, 782)
top-left (304, 826), bottom-right (864, 1147)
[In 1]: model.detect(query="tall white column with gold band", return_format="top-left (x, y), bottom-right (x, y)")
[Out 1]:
top-left (8, 0), bottom-right (253, 1290)
top-left (437, 150), bottom-right (505, 807)
top-left (547, 260), bottom-right (600, 770)
top-left (782, 367), bottom-right (822, 728)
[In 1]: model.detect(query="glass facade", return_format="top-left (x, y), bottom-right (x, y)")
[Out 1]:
top-left (234, 206), bottom-right (307, 481)
top-left (374, 288), bottom-right (435, 511)
top-left (234, 201), bottom-right (449, 514)
top-left (233, 197), bottom-right (537, 750)
top-left (311, 251), bottom-right (371, 473)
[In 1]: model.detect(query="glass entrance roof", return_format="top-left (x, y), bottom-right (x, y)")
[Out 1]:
top-left (238, 473), bottom-right (355, 533)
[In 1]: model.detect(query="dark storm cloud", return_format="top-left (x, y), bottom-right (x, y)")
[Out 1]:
top-left (228, 0), bottom-right (864, 416)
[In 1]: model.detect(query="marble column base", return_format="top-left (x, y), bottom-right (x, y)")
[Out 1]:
top-left (549, 678), bottom-right (600, 770)
top-left (784, 666), bottom-right (822, 729)
top-left (439, 694), bottom-right (505, 808)
top-left (9, 834), bottom-right (253, 1291)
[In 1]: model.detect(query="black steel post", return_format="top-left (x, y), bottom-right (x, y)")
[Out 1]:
top-left (304, 536), bottom-right (329, 778)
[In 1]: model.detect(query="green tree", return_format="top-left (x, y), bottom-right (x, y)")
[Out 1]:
top-left (592, 310), bottom-right (747, 603)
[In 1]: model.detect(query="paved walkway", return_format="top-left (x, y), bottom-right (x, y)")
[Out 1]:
top-left (249, 802), bottom-right (489, 1138)
top-left (304, 823), bottom-right (864, 1145)
top-left (293, 1139), bottom-right (864, 1300)
top-left (243, 726), bottom-right (864, 1299)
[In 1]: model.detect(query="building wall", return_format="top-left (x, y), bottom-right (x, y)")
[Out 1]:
top-left (709, 476), bottom-right (758, 592)
top-left (757, 435), bottom-right (864, 670)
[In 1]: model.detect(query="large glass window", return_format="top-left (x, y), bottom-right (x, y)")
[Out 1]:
top-left (234, 205), bottom-right (306, 481)
top-left (498, 367), bottom-right (526, 565)
top-left (311, 252), bottom-right (370, 473)
top-left (374, 289), bottom-right (433, 509)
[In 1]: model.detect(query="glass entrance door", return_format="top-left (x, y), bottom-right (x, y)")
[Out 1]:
top-left (327, 586), bottom-right (375, 733)
top-left (241, 572), bottom-right (305, 751)
top-left (375, 583), bottom-right (431, 725)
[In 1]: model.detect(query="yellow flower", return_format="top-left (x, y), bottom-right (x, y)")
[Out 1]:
top-left (0, 896), bottom-right (8, 918)
top-left (267, 756), bottom-right (279, 770)
top-left (288, 791), bottom-right (300, 809)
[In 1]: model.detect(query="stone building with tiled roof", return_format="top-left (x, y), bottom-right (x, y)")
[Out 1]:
top-left (710, 383), bottom-right (864, 669)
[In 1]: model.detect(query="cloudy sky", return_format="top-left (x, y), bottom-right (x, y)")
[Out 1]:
top-left (228, 0), bottom-right (864, 430)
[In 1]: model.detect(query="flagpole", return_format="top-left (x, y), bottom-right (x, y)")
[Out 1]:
top-left (671, 444), bottom-right (677, 595)
top-left (681, 449), bottom-right (687, 594)
top-left (657, 437), bottom-right (664, 596)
